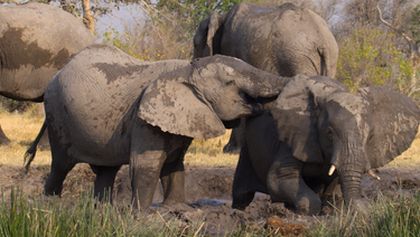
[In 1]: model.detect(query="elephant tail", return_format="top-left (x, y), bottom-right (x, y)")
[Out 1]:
top-left (23, 120), bottom-right (47, 173)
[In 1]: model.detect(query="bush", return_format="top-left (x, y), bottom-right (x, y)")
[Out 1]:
top-left (337, 26), bottom-right (414, 93)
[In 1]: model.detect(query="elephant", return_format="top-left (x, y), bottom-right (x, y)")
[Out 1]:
top-left (193, 2), bottom-right (339, 153)
top-left (232, 75), bottom-right (420, 215)
top-left (0, 2), bottom-right (94, 144)
top-left (26, 44), bottom-right (290, 208)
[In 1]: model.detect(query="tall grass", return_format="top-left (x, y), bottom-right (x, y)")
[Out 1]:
top-left (1, 189), bottom-right (419, 236)
top-left (310, 192), bottom-right (420, 237)
top-left (0, 190), bottom-right (205, 237)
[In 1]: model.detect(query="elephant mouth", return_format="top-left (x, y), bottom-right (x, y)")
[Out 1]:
top-left (222, 119), bottom-right (241, 128)
top-left (240, 92), bottom-right (278, 116)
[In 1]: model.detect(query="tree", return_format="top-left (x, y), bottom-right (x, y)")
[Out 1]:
top-left (377, 4), bottom-right (420, 100)
top-left (82, 0), bottom-right (95, 33)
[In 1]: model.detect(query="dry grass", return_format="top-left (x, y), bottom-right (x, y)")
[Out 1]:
top-left (0, 109), bottom-right (50, 167)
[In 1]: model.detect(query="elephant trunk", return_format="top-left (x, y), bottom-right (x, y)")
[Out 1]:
top-left (339, 168), bottom-right (363, 204)
top-left (333, 142), bottom-right (366, 205)
top-left (235, 70), bottom-right (290, 99)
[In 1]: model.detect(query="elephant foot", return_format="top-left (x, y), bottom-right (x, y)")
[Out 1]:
top-left (223, 142), bottom-right (241, 154)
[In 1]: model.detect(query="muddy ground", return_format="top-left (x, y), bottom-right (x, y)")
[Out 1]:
top-left (1, 150), bottom-right (420, 235)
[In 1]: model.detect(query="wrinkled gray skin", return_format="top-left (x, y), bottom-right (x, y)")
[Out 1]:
top-left (0, 3), bottom-right (94, 144)
top-left (193, 2), bottom-right (339, 153)
top-left (232, 75), bottom-right (420, 215)
top-left (35, 45), bottom-right (289, 208)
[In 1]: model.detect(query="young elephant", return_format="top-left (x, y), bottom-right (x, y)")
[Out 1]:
top-left (193, 2), bottom-right (339, 153)
top-left (31, 44), bottom-right (288, 209)
top-left (232, 75), bottom-right (419, 215)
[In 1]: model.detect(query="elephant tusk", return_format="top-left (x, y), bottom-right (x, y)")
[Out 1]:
top-left (328, 165), bottom-right (336, 176)
top-left (368, 170), bottom-right (381, 180)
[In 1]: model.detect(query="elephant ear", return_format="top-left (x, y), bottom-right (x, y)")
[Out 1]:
top-left (138, 78), bottom-right (225, 139)
top-left (193, 12), bottom-right (224, 58)
top-left (269, 76), bottom-right (324, 163)
top-left (362, 87), bottom-right (420, 168)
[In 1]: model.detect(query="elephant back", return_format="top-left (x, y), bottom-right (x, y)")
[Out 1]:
top-left (220, 3), bottom-right (338, 78)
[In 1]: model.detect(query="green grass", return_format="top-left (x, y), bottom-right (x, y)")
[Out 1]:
top-left (309, 192), bottom-right (420, 237)
top-left (0, 189), bottom-right (207, 237)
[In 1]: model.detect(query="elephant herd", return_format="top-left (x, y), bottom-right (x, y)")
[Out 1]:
top-left (1, 2), bottom-right (419, 215)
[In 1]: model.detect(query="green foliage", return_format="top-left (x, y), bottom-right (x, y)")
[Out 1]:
top-left (337, 27), bottom-right (414, 93)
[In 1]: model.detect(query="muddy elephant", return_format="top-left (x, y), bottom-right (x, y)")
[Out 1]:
top-left (27, 45), bottom-right (290, 209)
top-left (0, 2), bottom-right (94, 144)
top-left (232, 75), bottom-right (420, 215)
top-left (193, 2), bottom-right (339, 153)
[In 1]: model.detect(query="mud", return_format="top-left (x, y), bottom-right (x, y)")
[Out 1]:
top-left (1, 159), bottom-right (419, 236)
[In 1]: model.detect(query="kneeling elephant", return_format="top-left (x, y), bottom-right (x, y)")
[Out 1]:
top-left (232, 75), bottom-right (419, 215)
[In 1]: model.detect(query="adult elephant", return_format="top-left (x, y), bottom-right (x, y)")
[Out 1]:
top-left (232, 75), bottom-right (420, 215)
top-left (26, 45), bottom-right (290, 208)
top-left (193, 2), bottom-right (339, 153)
top-left (0, 2), bottom-right (94, 144)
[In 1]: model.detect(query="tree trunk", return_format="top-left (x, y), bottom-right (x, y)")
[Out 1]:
top-left (82, 0), bottom-right (95, 33)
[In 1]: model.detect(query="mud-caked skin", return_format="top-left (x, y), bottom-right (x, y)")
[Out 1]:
top-left (0, 2), bottom-right (94, 144)
top-left (193, 2), bottom-right (339, 153)
top-left (232, 75), bottom-right (420, 215)
top-left (34, 44), bottom-right (290, 209)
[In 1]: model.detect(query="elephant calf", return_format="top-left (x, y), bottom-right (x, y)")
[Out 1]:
top-left (28, 44), bottom-right (290, 209)
top-left (232, 75), bottom-right (419, 215)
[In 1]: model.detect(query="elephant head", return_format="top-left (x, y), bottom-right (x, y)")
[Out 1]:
top-left (138, 55), bottom-right (288, 139)
top-left (269, 76), bottom-right (419, 204)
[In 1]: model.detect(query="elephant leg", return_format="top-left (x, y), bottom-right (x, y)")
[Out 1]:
top-left (232, 145), bottom-right (258, 210)
top-left (0, 123), bottom-right (10, 145)
top-left (44, 147), bottom-right (75, 196)
top-left (90, 164), bottom-right (121, 202)
top-left (44, 127), bottom-right (76, 196)
top-left (223, 119), bottom-right (245, 154)
top-left (160, 141), bottom-right (191, 205)
top-left (130, 123), bottom-right (167, 210)
top-left (267, 153), bottom-right (321, 215)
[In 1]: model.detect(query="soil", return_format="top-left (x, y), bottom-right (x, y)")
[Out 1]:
top-left (0, 135), bottom-right (419, 236)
